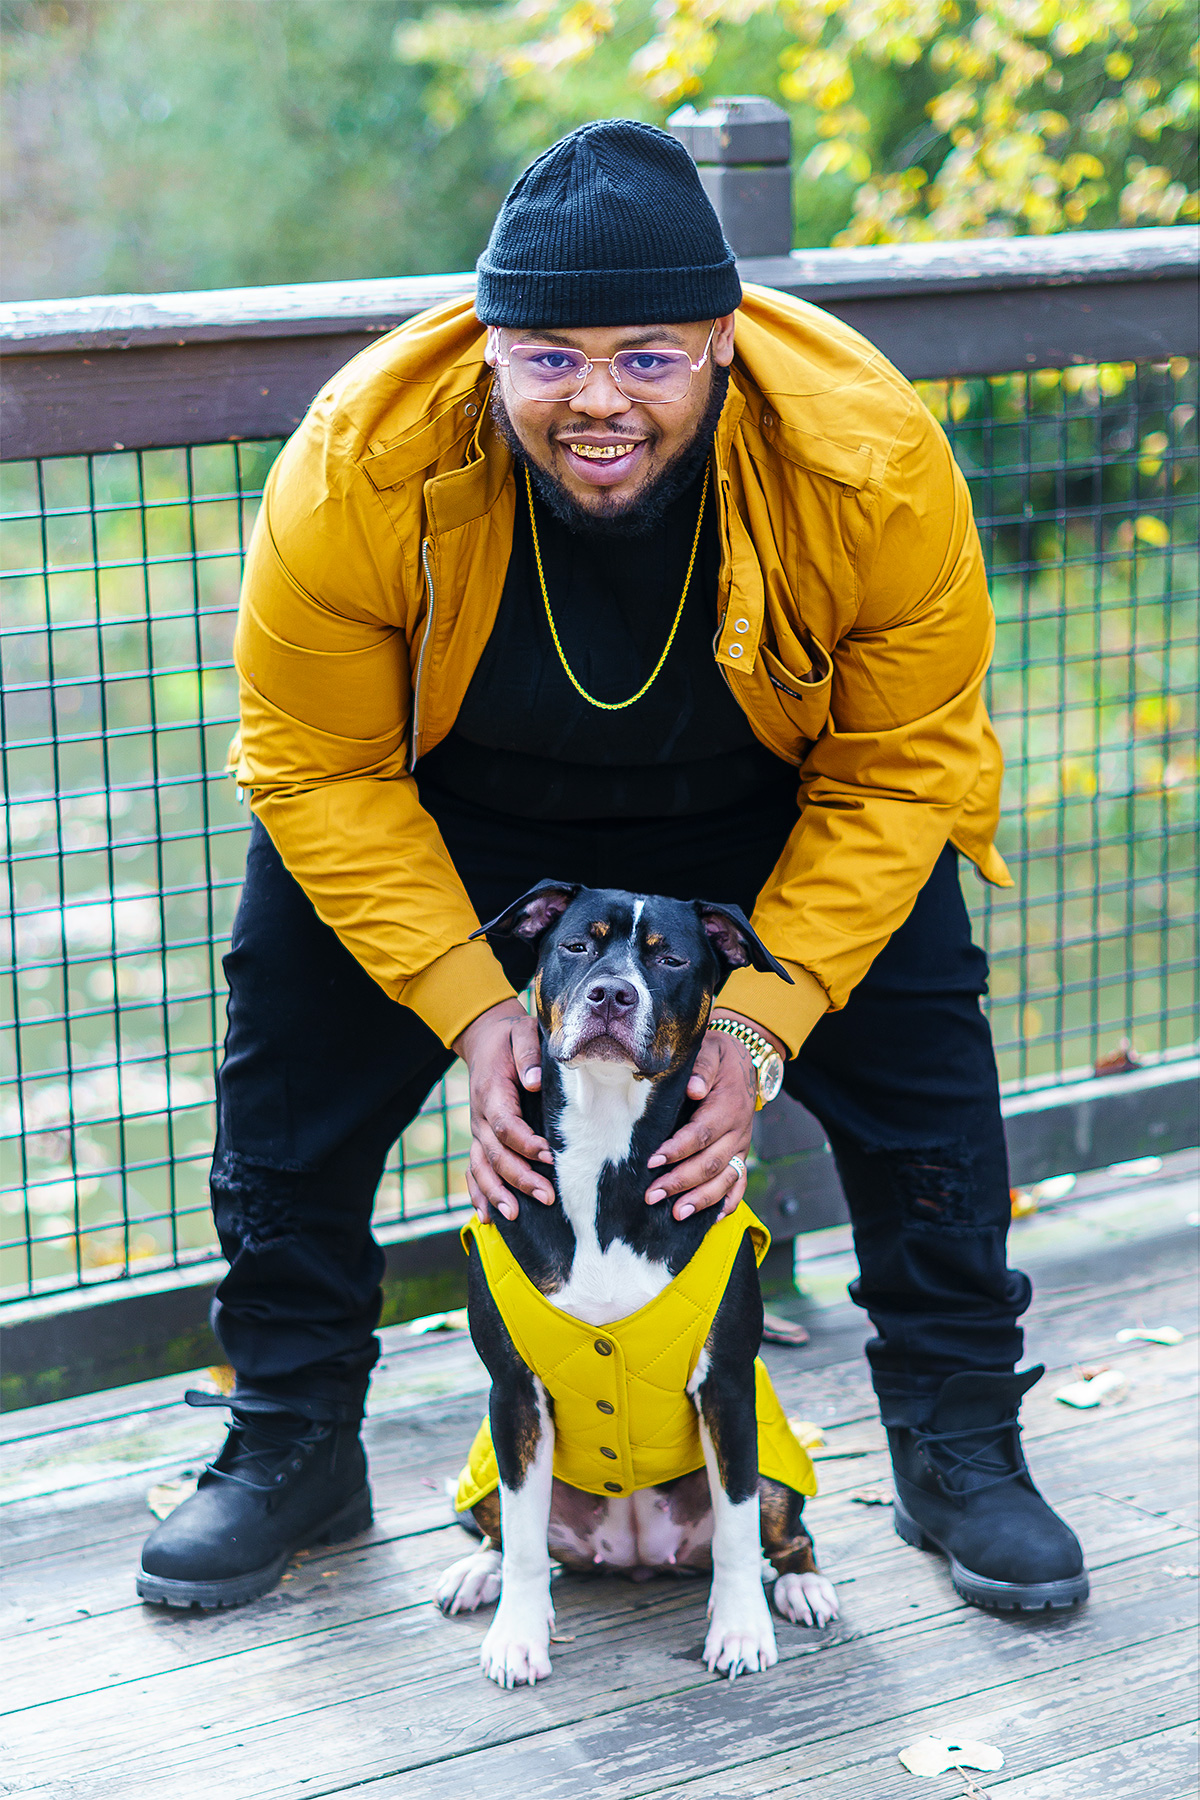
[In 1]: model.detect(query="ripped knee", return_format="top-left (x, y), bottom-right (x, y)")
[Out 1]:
top-left (211, 1146), bottom-right (312, 1251)
top-left (878, 1142), bottom-right (977, 1232)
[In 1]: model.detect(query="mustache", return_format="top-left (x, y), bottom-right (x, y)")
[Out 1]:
top-left (490, 364), bottom-right (730, 541)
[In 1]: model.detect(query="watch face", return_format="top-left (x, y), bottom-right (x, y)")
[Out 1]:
top-left (759, 1051), bottom-right (784, 1106)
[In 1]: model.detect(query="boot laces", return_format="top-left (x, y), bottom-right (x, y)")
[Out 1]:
top-left (184, 1392), bottom-right (334, 1496)
top-left (913, 1411), bottom-right (1029, 1497)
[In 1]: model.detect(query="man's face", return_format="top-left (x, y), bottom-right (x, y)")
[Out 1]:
top-left (484, 315), bottom-right (736, 527)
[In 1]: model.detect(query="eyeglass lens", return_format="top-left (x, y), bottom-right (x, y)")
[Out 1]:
top-left (507, 345), bottom-right (695, 400)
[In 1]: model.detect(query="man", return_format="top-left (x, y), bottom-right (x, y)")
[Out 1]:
top-left (139, 121), bottom-right (1087, 1617)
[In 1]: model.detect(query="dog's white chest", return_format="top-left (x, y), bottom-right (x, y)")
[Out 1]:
top-left (547, 1063), bottom-right (672, 1328)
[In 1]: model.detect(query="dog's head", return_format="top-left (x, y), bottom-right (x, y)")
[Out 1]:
top-left (474, 882), bottom-right (791, 1079)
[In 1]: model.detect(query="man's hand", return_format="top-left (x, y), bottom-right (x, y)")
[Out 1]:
top-left (454, 1001), bottom-right (555, 1223)
top-left (645, 1013), bottom-right (784, 1221)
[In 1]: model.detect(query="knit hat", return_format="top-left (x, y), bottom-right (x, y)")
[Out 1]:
top-left (475, 119), bottom-right (742, 328)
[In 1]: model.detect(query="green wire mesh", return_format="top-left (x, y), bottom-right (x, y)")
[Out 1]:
top-left (2, 359), bottom-right (1197, 1300)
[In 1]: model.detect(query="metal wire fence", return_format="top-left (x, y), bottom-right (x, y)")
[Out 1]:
top-left (2, 357), bottom-right (1197, 1299)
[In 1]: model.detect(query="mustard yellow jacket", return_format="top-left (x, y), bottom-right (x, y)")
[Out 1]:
top-left (454, 1202), bottom-right (817, 1509)
top-left (231, 285), bottom-right (1010, 1054)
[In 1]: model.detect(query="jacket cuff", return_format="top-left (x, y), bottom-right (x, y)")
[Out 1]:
top-left (715, 962), bottom-right (829, 1059)
top-left (397, 939), bottom-right (519, 1048)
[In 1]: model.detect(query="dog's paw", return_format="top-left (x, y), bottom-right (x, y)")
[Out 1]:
top-left (772, 1570), bottom-right (839, 1627)
top-left (703, 1581), bottom-right (778, 1678)
top-left (436, 1548), bottom-right (503, 1616)
top-left (479, 1594), bottom-right (554, 1688)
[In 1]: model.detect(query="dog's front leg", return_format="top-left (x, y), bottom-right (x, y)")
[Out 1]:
top-left (688, 1235), bottom-right (778, 1678)
top-left (466, 1248), bottom-right (555, 1687)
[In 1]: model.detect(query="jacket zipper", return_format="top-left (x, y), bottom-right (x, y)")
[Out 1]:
top-left (412, 537), bottom-right (436, 764)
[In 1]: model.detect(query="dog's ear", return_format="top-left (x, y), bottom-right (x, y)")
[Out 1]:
top-left (692, 901), bottom-right (794, 982)
top-left (471, 880), bottom-right (582, 945)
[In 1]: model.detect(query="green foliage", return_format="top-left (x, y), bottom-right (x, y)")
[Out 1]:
top-left (396, 0), bottom-right (1199, 244)
top-left (0, 0), bottom-right (519, 300)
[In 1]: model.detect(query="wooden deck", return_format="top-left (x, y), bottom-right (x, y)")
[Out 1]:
top-left (3, 1157), bottom-right (1197, 1800)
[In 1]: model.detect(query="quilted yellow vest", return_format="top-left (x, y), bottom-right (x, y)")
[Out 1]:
top-left (454, 1202), bottom-right (817, 1511)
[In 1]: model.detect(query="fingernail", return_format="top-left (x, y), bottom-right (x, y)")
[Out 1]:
top-left (675, 1204), bottom-right (695, 1220)
top-left (538, 1151), bottom-right (555, 1163)
top-left (646, 1154), bottom-right (666, 1168)
top-left (537, 1188), bottom-right (554, 1204)
top-left (523, 1068), bottom-right (541, 1085)
top-left (647, 1188), bottom-right (666, 1203)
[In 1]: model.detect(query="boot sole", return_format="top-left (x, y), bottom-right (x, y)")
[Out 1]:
top-left (893, 1493), bottom-right (1089, 1611)
top-left (136, 1486), bottom-right (373, 1610)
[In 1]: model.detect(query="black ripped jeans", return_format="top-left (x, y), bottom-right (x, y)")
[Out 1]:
top-left (210, 786), bottom-right (1029, 1428)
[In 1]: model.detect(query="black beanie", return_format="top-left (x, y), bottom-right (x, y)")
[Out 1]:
top-left (475, 119), bottom-right (742, 328)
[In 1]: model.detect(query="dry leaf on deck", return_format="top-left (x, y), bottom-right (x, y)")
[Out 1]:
top-left (761, 1311), bottom-right (809, 1346)
top-left (1115, 1326), bottom-right (1183, 1346)
top-left (406, 1309), bottom-right (470, 1335)
top-left (850, 1486), bottom-right (891, 1506)
top-left (147, 1473), bottom-right (199, 1520)
top-left (206, 1364), bottom-right (236, 1394)
top-left (1162, 1564), bottom-right (1198, 1579)
top-left (1055, 1368), bottom-right (1128, 1408)
top-left (786, 1418), bottom-right (826, 1449)
top-left (899, 1735), bottom-right (1005, 1777)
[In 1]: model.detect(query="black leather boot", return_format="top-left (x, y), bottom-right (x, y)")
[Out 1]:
top-left (888, 1365), bottom-right (1088, 1611)
top-left (137, 1392), bottom-right (372, 1609)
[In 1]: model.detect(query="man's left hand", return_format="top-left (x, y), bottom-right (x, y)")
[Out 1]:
top-left (645, 1015), bottom-right (780, 1221)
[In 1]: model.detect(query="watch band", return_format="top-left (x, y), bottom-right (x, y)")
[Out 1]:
top-left (707, 1018), bottom-right (784, 1109)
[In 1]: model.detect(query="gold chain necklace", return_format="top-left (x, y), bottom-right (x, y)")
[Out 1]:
top-left (524, 461), bottom-right (709, 712)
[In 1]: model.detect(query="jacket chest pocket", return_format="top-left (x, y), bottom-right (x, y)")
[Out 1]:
top-left (755, 628), bottom-right (834, 748)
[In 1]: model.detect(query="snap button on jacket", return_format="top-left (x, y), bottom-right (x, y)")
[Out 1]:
top-left (454, 1202), bottom-right (818, 1510)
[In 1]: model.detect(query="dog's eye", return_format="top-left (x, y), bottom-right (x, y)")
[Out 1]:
top-left (561, 940), bottom-right (589, 954)
top-left (656, 954), bottom-right (687, 968)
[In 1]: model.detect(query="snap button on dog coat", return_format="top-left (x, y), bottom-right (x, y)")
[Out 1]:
top-left (454, 1202), bottom-right (817, 1509)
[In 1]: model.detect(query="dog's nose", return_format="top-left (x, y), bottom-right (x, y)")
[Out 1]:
top-left (586, 980), bottom-right (637, 1015)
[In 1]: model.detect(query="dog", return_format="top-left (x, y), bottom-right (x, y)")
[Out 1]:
top-left (437, 881), bottom-right (839, 1687)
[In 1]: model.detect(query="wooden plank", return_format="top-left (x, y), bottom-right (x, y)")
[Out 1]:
top-left (638, 1652), bottom-right (1199, 1799)
top-left (3, 1523), bottom-right (1193, 1798)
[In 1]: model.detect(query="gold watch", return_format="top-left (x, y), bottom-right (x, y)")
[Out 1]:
top-left (707, 1018), bottom-right (785, 1109)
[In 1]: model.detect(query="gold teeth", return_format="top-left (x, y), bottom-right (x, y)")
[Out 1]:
top-left (568, 443), bottom-right (636, 460)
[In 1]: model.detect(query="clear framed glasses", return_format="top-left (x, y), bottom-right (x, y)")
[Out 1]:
top-left (492, 324), bottom-right (716, 403)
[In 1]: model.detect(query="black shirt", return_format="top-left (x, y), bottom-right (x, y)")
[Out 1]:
top-left (416, 465), bottom-right (792, 820)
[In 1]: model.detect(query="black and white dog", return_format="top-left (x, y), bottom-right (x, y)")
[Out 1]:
top-left (437, 882), bottom-right (838, 1687)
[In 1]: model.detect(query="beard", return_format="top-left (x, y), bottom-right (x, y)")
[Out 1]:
top-left (489, 362), bottom-right (731, 540)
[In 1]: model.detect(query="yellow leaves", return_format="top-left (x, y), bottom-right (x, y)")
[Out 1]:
top-left (1133, 514), bottom-right (1171, 547)
top-left (802, 136), bottom-right (873, 177)
top-left (1133, 693), bottom-right (1181, 734)
top-left (928, 82), bottom-right (977, 130)
top-left (399, 0), bottom-right (1197, 244)
top-left (1121, 158), bottom-right (1195, 223)
top-left (1061, 151), bottom-right (1104, 184)
top-left (781, 45), bottom-right (856, 108)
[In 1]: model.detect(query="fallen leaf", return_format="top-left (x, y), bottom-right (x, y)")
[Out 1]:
top-left (1094, 1039), bottom-right (1142, 1074)
top-left (1010, 1188), bottom-right (1038, 1218)
top-left (762, 1311), bottom-right (809, 1346)
top-left (146, 1473), bottom-right (199, 1520)
top-left (850, 1486), bottom-right (891, 1506)
top-left (1116, 1325), bottom-right (1183, 1346)
top-left (1163, 1564), bottom-right (1198, 1579)
top-left (406, 1309), bottom-right (470, 1335)
top-left (549, 1632), bottom-right (575, 1643)
top-left (1055, 1368), bottom-right (1129, 1408)
top-left (899, 1735), bottom-right (1005, 1778)
top-left (786, 1417), bottom-right (826, 1449)
top-left (206, 1364), bottom-right (236, 1395)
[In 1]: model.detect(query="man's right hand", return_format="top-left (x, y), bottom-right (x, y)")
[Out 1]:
top-left (453, 1000), bottom-right (555, 1222)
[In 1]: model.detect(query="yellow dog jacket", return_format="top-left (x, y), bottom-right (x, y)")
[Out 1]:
top-left (454, 1201), bottom-right (817, 1511)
